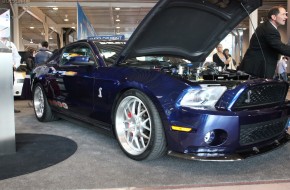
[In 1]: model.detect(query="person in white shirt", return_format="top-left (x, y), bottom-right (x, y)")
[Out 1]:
top-left (0, 37), bottom-right (21, 69)
top-left (0, 36), bottom-right (22, 113)
top-left (277, 56), bottom-right (288, 81)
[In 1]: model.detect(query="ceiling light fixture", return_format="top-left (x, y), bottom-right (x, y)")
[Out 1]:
top-left (49, 36), bottom-right (53, 40)
top-left (115, 7), bottom-right (120, 11)
top-left (30, 39), bottom-right (33, 44)
top-left (116, 15), bottom-right (120, 22)
top-left (116, 26), bottom-right (120, 29)
top-left (260, 17), bottom-right (264, 24)
top-left (29, 26), bottom-right (34, 29)
top-left (52, 7), bottom-right (58, 10)
top-left (64, 14), bottom-right (69, 22)
top-left (72, 22), bottom-right (76, 29)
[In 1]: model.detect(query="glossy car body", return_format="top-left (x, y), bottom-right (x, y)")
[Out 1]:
top-left (32, 0), bottom-right (290, 161)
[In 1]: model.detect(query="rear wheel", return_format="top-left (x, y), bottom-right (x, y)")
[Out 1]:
top-left (114, 89), bottom-right (166, 160)
top-left (33, 83), bottom-right (58, 122)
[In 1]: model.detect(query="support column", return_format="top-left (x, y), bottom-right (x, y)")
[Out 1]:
top-left (18, 27), bottom-right (24, 51)
top-left (58, 28), bottom-right (64, 48)
top-left (43, 19), bottom-right (49, 42)
top-left (12, 4), bottom-right (20, 49)
top-left (249, 9), bottom-right (258, 41)
top-left (0, 48), bottom-right (16, 155)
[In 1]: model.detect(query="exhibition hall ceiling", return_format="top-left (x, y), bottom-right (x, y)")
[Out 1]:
top-left (7, 0), bottom-right (288, 48)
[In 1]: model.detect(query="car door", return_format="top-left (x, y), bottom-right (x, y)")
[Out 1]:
top-left (89, 42), bottom-right (126, 126)
top-left (54, 42), bottom-right (97, 119)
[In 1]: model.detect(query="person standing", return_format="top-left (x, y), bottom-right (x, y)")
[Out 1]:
top-left (0, 37), bottom-right (21, 113)
top-left (35, 41), bottom-right (52, 65)
top-left (240, 6), bottom-right (290, 78)
top-left (21, 48), bottom-right (36, 102)
top-left (213, 44), bottom-right (231, 70)
top-left (223, 48), bottom-right (236, 70)
top-left (25, 48), bottom-right (36, 72)
top-left (276, 56), bottom-right (288, 81)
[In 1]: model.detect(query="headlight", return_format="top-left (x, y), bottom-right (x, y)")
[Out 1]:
top-left (179, 85), bottom-right (227, 110)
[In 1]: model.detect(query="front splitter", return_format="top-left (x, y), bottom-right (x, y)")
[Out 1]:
top-left (168, 133), bottom-right (290, 161)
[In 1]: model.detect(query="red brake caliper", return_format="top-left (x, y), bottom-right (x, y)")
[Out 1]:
top-left (127, 112), bottom-right (133, 136)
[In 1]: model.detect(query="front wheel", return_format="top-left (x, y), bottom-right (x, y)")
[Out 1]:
top-left (114, 89), bottom-right (167, 161)
top-left (33, 83), bottom-right (58, 122)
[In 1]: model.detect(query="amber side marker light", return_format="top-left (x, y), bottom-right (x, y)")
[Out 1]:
top-left (171, 126), bottom-right (192, 132)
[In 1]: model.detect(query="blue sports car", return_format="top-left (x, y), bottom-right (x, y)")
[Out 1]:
top-left (32, 0), bottom-right (290, 161)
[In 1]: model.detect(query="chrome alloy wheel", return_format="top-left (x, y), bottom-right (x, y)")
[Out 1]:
top-left (34, 85), bottom-right (45, 118)
top-left (115, 96), bottom-right (152, 155)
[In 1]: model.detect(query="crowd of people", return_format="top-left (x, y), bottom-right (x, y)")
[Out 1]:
top-left (212, 5), bottom-right (290, 81)
top-left (212, 44), bottom-right (237, 71)
top-left (0, 37), bottom-right (53, 113)
top-left (21, 40), bottom-right (53, 73)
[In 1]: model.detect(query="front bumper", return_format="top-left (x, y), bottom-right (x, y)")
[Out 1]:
top-left (165, 104), bottom-right (290, 158)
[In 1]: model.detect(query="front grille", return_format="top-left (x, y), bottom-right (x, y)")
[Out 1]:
top-left (232, 83), bottom-right (287, 110)
top-left (239, 117), bottom-right (288, 146)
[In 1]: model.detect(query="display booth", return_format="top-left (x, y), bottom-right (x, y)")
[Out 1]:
top-left (0, 9), bottom-right (16, 155)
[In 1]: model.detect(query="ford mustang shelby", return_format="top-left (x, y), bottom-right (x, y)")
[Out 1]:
top-left (31, 0), bottom-right (290, 161)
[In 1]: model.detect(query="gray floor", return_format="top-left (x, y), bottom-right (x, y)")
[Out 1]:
top-left (1, 100), bottom-right (290, 189)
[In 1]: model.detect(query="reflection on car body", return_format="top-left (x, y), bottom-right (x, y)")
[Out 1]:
top-left (31, 0), bottom-right (290, 161)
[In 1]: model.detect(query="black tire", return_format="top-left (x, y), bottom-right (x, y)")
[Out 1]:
top-left (33, 83), bottom-right (58, 122)
top-left (114, 89), bottom-right (167, 160)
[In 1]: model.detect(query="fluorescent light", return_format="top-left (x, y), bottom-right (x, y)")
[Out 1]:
top-left (52, 7), bottom-right (58, 10)
top-left (64, 14), bottom-right (69, 22)
top-left (260, 17), bottom-right (264, 23)
top-left (29, 26), bottom-right (34, 29)
top-left (115, 7), bottom-right (120, 10)
top-left (116, 15), bottom-right (120, 22)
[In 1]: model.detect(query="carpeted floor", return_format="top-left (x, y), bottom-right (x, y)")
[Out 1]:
top-left (0, 133), bottom-right (77, 180)
top-left (1, 100), bottom-right (290, 189)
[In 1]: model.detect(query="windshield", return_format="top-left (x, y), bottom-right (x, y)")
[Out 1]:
top-left (94, 41), bottom-right (125, 66)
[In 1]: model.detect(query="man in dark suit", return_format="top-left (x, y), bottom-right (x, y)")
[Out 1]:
top-left (240, 6), bottom-right (290, 78)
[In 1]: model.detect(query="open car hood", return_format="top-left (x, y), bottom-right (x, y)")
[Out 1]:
top-left (116, 0), bottom-right (262, 63)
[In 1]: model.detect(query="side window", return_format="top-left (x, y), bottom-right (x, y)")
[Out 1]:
top-left (60, 44), bottom-right (96, 66)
